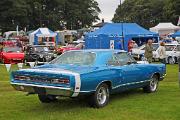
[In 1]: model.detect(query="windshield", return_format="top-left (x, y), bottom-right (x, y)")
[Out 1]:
top-left (34, 47), bottom-right (49, 52)
top-left (51, 51), bottom-right (96, 65)
top-left (3, 47), bottom-right (21, 52)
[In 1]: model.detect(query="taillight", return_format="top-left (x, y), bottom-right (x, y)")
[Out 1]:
top-left (14, 75), bottom-right (30, 81)
top-left (52, 78), bottom-right (70, 84)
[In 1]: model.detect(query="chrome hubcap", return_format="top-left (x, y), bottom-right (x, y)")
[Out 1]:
top-left (97, 87), bottom-right (108, 105)
top-left (150, 78), bottom-right (158, 91)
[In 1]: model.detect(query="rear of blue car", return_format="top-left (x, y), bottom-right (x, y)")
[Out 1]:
top-left (10, 69), bottom-right (79, 97)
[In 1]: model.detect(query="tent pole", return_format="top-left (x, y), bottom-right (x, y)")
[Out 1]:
top-left (120, 0), bottom-right (124, 50)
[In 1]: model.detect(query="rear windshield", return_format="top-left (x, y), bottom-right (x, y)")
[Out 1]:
top-left (51, 51), bottom-right (96, 65)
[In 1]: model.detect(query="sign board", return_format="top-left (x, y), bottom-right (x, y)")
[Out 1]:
top-left (110, 40), bottom-right (114, 49)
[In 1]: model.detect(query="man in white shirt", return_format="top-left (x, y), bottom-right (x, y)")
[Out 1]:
top-left (157, 42), bottom-right (166, 64)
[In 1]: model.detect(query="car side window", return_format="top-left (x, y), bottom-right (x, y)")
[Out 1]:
top-left (107, 52), bottom-right (135, 66)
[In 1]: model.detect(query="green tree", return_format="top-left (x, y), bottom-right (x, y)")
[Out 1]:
top-left (0, 0), bottom-right (100, 32)
top-left (112, 0), bottom-right (180, 28)
top-left (163, 0), bottom-right (180, 24)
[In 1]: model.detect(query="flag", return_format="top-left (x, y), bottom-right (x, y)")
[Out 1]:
top-left (178, 16), bottom-right (180, 26)
top-left (28, 62), bottom-right (35, 68)
top-left (5, 64), bottom-right (11, 72)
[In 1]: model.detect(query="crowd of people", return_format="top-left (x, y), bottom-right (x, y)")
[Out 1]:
top-left (144, 39), bottom-right (166, 64)
top-left (127, 36), bottom-right (179, 64)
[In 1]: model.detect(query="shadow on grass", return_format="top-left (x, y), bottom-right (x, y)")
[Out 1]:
top-left (26, 89), bottom-right (145, 112)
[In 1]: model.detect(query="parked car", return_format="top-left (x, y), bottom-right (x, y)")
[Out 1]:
top-left (132, 43), bottom-right (159, 60)
top-left (153, 44), bottom-right (180, 64)
top-left (0, 46), bottom-right (24, 64)
top-left (24, 45), bottom-right (57, 65)
top-left (11, 50), bottom-right (166, 108)
top-left (56, 43), bottom-right (82, 55)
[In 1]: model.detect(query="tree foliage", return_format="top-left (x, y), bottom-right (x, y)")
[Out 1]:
top-left (0, 0), bottom-right (100, 32)
top-left (112, 0), bottom-right (180, 28)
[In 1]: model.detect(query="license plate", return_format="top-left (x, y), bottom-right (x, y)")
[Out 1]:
top-left (34, 87), bottom-right (46, 95)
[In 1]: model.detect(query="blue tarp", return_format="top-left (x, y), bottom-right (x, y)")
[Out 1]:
top-left (172, 30), bottom-right (180, 37)
top-left (85, 23), bottom-right (158, 51)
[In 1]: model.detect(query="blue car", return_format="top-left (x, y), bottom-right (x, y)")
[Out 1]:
top-left (10, 49), bottom-right (166, 108)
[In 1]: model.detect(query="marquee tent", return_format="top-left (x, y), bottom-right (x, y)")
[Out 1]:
top-left (150, 23), bottom-right (180, 36)
top-left (85, 23), bottom-right (158, 51)
top-left (29, 28), bottom-right (58, 45)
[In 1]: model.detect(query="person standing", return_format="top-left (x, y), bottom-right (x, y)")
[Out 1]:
top-left (144, 39), bottom-right (153, 63)
top-left (157, 42), bottom-right (166, 64)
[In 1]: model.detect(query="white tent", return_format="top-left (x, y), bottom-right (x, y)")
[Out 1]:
top-left (150, 23), bottom-right (180, 36)
top-left (29, 28), bottom-right (57, 45)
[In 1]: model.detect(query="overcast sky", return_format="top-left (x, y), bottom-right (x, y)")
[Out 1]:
top-left (96, 0), bottom-right (124, 23)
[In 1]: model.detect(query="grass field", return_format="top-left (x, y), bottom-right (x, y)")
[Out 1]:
top-left (0, 64), bottom-right (180, 120)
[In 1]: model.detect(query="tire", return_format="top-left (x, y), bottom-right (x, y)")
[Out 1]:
top-left (38, 94), bottom-right (57, 103)
top-left (89, 83), bottom-right (110, 108)
top-left (143, 75), bottom-right (159, 93)
top-left (168, 57), bottom-right (175, 64)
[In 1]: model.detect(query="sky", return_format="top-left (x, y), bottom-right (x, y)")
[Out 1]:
top-left (96, 0), bottom-right (124, 23)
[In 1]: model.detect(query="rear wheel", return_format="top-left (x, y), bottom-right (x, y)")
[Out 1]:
top-left (38, 94), bottom-right (57, 103)
top-left (143, 75), bottom-right (159, 93)
top-left (89, 83), bottom-right (110, 108)
top-left (168, 57), bottom-right (175, 64)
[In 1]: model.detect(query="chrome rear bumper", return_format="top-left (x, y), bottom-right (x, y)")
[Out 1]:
top-left (11, 83), bottom-right (73, 97)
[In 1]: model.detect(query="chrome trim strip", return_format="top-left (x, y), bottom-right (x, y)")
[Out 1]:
top-left (80, 90), bottom-right (96, 93)
top-left (11, 82), bottom-right (71, 90)
top-left (112, 79), bottom-right (151, 89)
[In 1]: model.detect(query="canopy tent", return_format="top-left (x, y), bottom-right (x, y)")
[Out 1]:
top-left (172, 30), bottom-right (180, 37)
top-left (85, 23), bottom-right (158, 51)
top-left (150, 23), bottom-right (180, 36)
top-left (29, 28), bottom-right (58, 45)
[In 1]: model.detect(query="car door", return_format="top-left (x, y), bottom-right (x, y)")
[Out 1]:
top-left (108, 52), bottom-right (143, 89)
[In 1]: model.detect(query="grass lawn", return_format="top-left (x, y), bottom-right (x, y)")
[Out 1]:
top-left (0, 64), bottom-right (180, 120)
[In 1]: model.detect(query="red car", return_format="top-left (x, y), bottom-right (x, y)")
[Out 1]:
top-left (0, 46), bottom-right (24, 64)
top-left (56, 43), bottom-right (81, 55)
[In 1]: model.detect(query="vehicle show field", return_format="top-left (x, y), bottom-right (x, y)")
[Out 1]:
top-left (0, 64), bottom-right (180, 120)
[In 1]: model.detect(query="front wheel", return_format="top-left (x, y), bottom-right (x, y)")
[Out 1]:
top-left (38, 94), bottom-right (57, 103)
top-left (143, 75), bottom-right (159, 93)
top-left (89, 83), bottom-right (110, 108)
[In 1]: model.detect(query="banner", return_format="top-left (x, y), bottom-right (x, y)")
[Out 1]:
top-left (5, 64), bottom-right (11, 72)
top-left (17, 63), bottom-right (23, 69)
top-left (110, 40), bottom-right (114, 49)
